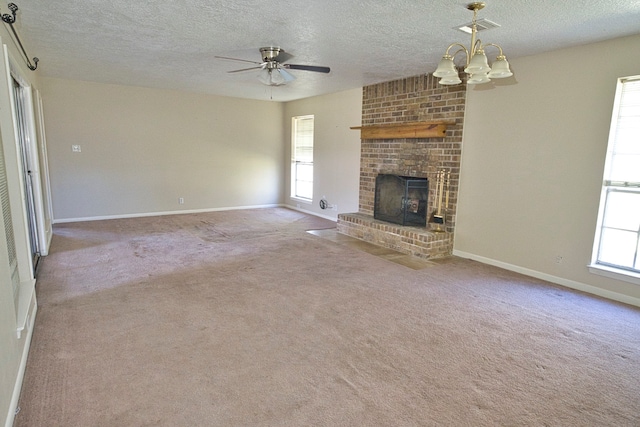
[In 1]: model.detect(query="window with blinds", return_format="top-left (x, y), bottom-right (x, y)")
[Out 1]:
top-left (291, 115), bottom-right (314, 201)
top-left (592, 76), bottom-right (640, 279)
top-left (0, 134), bottom-right (20, 309)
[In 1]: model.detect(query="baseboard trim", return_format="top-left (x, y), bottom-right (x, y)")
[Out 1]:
top-left (5, 294), bottom-right (37, 427)
top-left (453, 250), bottom-right (640, 308)
top-left (287, 205), bottom-right (338, 222)
top-left (15, 279), bottom-right (35, 339)
top-left (52, 204), bottom-right (282, 224)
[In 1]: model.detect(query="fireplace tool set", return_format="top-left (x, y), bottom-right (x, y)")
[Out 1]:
top-left (431, 170), bottom-right (450, 232)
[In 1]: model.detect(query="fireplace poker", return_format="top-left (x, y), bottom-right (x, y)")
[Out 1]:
top-left (445, 171), bottom-right (450, 213)
top-left (433, 170), bottom-right (445, 224)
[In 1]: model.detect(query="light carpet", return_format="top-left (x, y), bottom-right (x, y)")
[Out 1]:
top-left (15, 208), bottom-right (640, 426)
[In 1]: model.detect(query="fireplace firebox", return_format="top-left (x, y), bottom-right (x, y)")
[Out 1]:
top-left (374, 174), bottom-right (429, 227)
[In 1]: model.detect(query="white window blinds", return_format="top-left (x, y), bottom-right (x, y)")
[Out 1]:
top-left (291, 115), bottom-right (314, 200)
top-left (605, 78), bottom-right (640, 184)
top-left (294, 116), bottom-right (314, 162)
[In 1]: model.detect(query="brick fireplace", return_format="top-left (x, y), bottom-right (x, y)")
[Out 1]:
top-left (337, 73), bottom-right (465, 259)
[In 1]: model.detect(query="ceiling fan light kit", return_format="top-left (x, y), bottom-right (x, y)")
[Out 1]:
top-left (258, 67), bottom-right (295, 86)
top-left (216, 47), bottom-right (330, 87)
top-left (433, 2), bottom-right (513, 85)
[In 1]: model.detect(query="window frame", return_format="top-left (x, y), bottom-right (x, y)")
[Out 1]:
top-left (589, 75), bottom-right (640, 285)
top-left (290, 115), bottom-right (314, 202)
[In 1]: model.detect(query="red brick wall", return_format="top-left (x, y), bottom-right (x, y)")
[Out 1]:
top-left (359, 74), bottom-right (465, 233)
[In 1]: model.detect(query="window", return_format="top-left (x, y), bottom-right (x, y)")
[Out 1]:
top-left (591, 76), bottom-right (640, 283)
top-left (291, 115), bottom-right (314, 201)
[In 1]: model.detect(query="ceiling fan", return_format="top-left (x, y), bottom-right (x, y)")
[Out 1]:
top-left (215, 47), bottom-right (330, 86)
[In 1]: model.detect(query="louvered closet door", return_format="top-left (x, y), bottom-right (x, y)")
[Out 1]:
top-left (0, 127), bottom-right (20, 310)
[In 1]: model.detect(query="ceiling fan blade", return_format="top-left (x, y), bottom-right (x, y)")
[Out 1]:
top-left (215, 55), bottom-right (262, 65)
top-left (285, 64), bottom-right (331, 73)
top-left (228, 65), bottom-right (265, 73)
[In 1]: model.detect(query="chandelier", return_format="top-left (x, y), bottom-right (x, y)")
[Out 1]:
top-left (433, 2), bottom-right (512, 85)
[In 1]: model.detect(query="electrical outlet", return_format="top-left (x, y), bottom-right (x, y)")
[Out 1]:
top-left (179, 197), bottom-right (184, 205)
top-left (555, 255), bottom-right (563, 264)
top-left (71, 144), bottom-right (81, 152)
top-left (332, 204), bottom-right (338, 211)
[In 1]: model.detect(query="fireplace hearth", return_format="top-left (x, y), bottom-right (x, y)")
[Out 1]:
top-left (374, 174), bottom-right (428, 227)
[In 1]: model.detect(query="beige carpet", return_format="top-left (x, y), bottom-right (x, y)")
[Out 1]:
top-left (15, 208), bottom-right (640, 426)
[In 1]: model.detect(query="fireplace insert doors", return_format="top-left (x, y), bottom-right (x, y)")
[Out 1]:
top-left (374, 174), bottom-right (429, 227)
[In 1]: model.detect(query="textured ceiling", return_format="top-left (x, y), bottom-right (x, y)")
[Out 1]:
top-left (8, 0), bottom-right (640, 101)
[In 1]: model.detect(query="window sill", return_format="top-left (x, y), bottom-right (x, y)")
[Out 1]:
top-left (588, 264), bottom-right (640, 286)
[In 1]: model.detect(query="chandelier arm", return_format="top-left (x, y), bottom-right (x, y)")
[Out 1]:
top-left (444, 43), bottom-right (469, 58)
top-left (481, 43), bottom-right (505, 57)
top-left (472, 39), bottom-right (484, 55)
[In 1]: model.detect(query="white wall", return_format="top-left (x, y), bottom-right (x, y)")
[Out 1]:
top-left (455, 33), bottom-right (640, 306)
top-left (40, 78), bottom-right (285, 221)
top-left (283, 88), bottom-right (362, 219)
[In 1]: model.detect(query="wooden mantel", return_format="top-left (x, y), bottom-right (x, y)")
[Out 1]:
top-left (350, 121), bottom-right (453, 140)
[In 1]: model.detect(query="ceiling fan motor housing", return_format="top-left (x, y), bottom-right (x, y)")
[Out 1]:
top-left (260, 47), bottom-right (281, 61)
